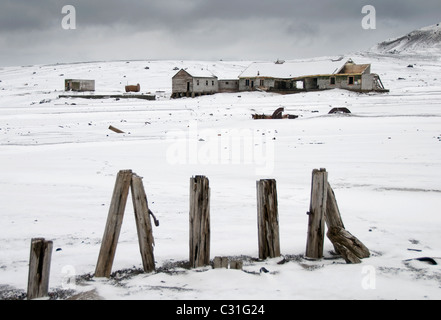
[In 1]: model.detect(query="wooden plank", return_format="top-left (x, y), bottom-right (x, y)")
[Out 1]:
top-left (108, 125), bottom-right (125, 134)
top-left (27, 238), bottom-right (53, 300)
top-left (305, 168), bottom-right (328, 259)
top-left (256, 179), bottom-right (281, 260)
top-left (95, 170), bottom-right (133, 278)
top-left (131, 174), bottom-right (156, 273)
top-left (189, 176), bottom-right (211, 268)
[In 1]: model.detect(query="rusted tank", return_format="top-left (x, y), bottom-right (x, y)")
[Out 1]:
top-left (125, 83), bottom-right (140, 93)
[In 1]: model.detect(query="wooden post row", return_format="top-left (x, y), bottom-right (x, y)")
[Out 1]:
top-left (27, 238), bottom-right (53, 300)
top-left (256, 179), bottom-right (281, 260)
top-left (189, 176), bottom-right (211, 268)
top-left (95, 170), bottom-right (156, 278)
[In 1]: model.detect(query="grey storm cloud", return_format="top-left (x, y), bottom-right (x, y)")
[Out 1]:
top-left (0, 0), bottom-right (440, 66)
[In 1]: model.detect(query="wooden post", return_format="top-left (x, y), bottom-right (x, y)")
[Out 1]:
top-left (229, 260), bottom-right (243, 270)
top-left (305, 168), bottom-right (328, 259)
top-left (325, 182), bottom-right (345, 230)
top-left (131, 174), bottom-right (155, 273)
top-left (189, 176), bottom-right (210, 268)
top-left (27, 238), bottom-right (53, 300)
top-left (327, 227), bottom-right (370, 263)
top-left (325, 182), bottom-right (370, 263)
top-left (256, 179), bottom-right (281, 260)
top-left (325, 182), bottom-right (345, 254)
top-left (95, 170), bottom-right (133, 278)
top-left (213, 256), bottom-right (229, 269)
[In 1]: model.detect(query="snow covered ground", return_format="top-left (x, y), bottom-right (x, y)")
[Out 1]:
top-left (1, 52), bottom-right (441, 300)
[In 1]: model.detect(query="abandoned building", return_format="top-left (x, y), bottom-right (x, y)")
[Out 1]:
top-left (171, 68), bottom-right (240, 98)
top-left (238, 59), bottom-right (387, 93)
top-left (171, 69), bottom-right (219, 98)
top-left (64, 79), bottom-right (95, 92)
top-left (171, 59), bottom-right (387, 98)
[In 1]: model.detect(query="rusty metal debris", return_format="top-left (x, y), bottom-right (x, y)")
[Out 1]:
top-left (252, 107), bottom-right (298, 120)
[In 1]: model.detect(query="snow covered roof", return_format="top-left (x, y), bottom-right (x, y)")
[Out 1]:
top-left (239, 59), bottom-right (348, 79)
top-left (180, 68), bottom-right (217, 78)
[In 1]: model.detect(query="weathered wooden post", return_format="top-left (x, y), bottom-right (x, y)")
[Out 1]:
top-left (305, 168), bottom-right (328, 259)
top-left (131, 174), bottom-right (156, 273)
top-left (27, 238), bottom-right (53, 300)
top-left (325, 182), bottom-right (345, 254)
top-left (256, 179), bottom-right (281, 260)
top-left (327, 227), bottom-right (370, 263)
top-left (189, 176), bottom-right (211, 268)
top-left (325, 182), bottom-right (370, 263)
top-left (213, 256), bottom-right (229, 269)
top-left (95, 170), bottom-right (133, 278)
top-left (325, 182), bottom-right (345, 230)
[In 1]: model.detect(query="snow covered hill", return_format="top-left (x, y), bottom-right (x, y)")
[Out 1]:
top-left (1, 45), bottom-right (441, 301)
top-left (371, 22), bottom-right (441, 55)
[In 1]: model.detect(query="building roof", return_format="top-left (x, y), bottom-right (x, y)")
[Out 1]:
top-left (175, 68), bottom-right (218, 79)
top-left (239, 59), bottom-right (353, 79)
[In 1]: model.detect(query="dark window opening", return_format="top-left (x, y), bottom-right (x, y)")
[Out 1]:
top-left (348, 77), bottom-right (354, 85)
top-left (330, 77), bottom-right (336, 85)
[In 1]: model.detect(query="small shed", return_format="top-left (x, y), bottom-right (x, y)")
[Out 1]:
top-left (65, 79), bottom-right (95, 92)
top-left (171, 69), bottom-right (218, 98)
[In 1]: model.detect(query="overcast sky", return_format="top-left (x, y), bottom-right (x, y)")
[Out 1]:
top-left (0, 0), bottom-right (440, 66)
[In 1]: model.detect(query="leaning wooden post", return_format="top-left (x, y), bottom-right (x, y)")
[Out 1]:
top-left (27, 238), bottom-right (53, 300)
top-left (325, 182), bottom-right (345, 254)
top-left (131, 174), bottom-right (156, 273)
top-left (327, 227), bottom-right (370, 263)
top-left (95, 170), bottom-right (133, 278)
top-left (256, 179), bottom-right (281, 260)
top-left (305, 168), bottom-right (328, 259)
top-left (325, 182), bottom-right (370, 263)
top-left (189, 176), bottom-right (211, 268)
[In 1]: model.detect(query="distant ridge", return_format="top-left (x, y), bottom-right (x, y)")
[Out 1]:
top-left (370, 23), bottom-right (441, 54)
